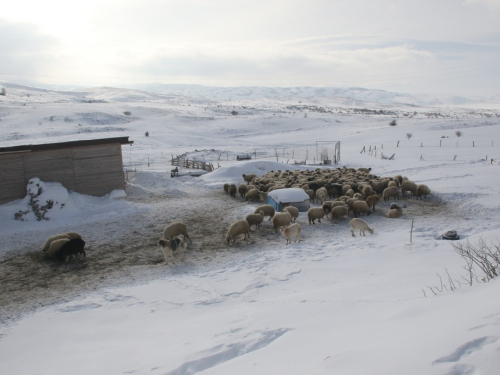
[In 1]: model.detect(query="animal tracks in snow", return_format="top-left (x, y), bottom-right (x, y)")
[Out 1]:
top-left (164, 328), bottom-right (291, 375)
top-left (432, 336), bottom-right (499, 375)
top-left (57, 302), bottom-right (102, 313)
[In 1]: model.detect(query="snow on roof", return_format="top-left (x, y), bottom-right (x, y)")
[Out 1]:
top-left (267, 188), bottom-right (309, 203)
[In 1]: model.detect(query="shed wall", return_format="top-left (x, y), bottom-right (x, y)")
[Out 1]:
top-left (0, 143), bottom-right (125, 204)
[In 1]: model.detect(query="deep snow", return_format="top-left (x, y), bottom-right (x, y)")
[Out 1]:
top-left (0, 84), bottom-right (500, 375)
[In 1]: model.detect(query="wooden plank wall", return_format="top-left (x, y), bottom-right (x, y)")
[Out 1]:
top-left (0, 144), bottom-right (125, 204)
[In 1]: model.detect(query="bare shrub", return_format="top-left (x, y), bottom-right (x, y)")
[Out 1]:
top-left (406, 133), bottom-right (412, 140)
top-left (451, 238), bottom-right (499, 284)
top-left (231, 110), bottom-right (238, 116)
top-left (455, 130), bottom-right (462, 137)
top-left (123, 111), bottom-right (132, 116)
top-left (389, 120), bottom-right (397, 126)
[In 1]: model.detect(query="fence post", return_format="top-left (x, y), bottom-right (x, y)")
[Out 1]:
top-left (410, 218), bottom-right (414, 243)
top-left (440, 140), bottom-right (442, 147)
top-left (397, 141), bottom-right (399, 147)
top-left (473, 141), bottom-right (475, 147)
top-left (421, 142), bottom-right (423, 147)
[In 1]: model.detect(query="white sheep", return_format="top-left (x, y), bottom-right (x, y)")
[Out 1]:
top-left (352, 200), bottom-right (370, 217)
top-left (225, 219), bottom-right (250, 244)
top-left (242, 173), bottom-right (257, 184)
top-left (307, 207), bottom-right (325, 225)
top-left (245, 188), bottom-right (261, 201)
top-left (158, 238), bottom-right (187, 264)
top-left (401, 180), bottom-right (417, 196)
top-left (238, 183), bottom-right (248, 198)
top-left (357, 167), bottom-right (371, 173)
top-left (46, 238), bottom-right (70, 258)
top-left (254, 205), bottom-right (275, 221)
top-left (272, 211), bottom-right (292, 233)
top-left (416, 184), bottom-right (431, 200)
top-left (331, 205), bottom-right (349, 222)
top-left (246, 210), bottom-right (264, 230)
top-left (280, 223), bottom-right (302, 245)
top-left (42, 232), bottom-right (82, 253)
top-left (163, 222), bottom-right (192, 243)
top-left (282, 206), bottom-right (299, 222)
top-left (386, 203), bottom-right (403, 218)
top-left (350, 218), bottom-right (374, 237)
top-left (382, 186), bottom-right (399, 202)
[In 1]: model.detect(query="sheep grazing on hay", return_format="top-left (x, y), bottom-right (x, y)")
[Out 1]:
top-left (246, 210), bottom-right (264, 230)
top-left (280, 223), bottom-right (302, 245)
top-left (349, 218), bottom-right (374, 237)
top-left (225, 219), bottom-right (250, 245)
top-left (416, 184), bottom-right (431, 200)
top-left (158, 238), bottom-right (187, 264)
top-left (163, 222), bottom-right (192, 243)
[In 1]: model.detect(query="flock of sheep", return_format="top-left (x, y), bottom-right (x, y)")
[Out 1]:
top-left (218, 166), bottom-right (431, 247)
top-left (41, 166), bottom-right (431, 265)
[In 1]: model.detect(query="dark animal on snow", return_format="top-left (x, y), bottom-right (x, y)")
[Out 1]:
top-left (55, 238), bottom-right (86, 262)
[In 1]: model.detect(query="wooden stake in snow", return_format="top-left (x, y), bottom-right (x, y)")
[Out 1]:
top-left (410, 218), bottom-right (414, 243)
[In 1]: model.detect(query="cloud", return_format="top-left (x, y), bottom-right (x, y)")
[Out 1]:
top-left (0, 19), bottom-right (61, 81)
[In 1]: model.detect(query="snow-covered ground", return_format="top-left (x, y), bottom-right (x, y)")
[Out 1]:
top-left (0, 83), bottom-right (500, 374)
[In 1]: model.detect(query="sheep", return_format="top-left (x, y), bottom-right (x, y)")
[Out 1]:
top-left (387, 180), bottom-right (398, 188)
top-left (330, 205), bottom-right (349, 222)
top-left (401, 180), bottom-right (417, 196)
top-left (316, 187), bottom-right (328, 203)
top-left (280, 223), bottom-right (302, 245)
top-left (254, 205), bottom-right (275, 221)
top-left (158, 238), bottom-right (187, 264)
top-left (361, 185), bottom-right (373, 197)
top-left (163, 222), bottom-right (192, 243)
top-left (345, 189), bottom-right (355, 198)
top-left (342, 184), bottom-right (352, 195)
top-left (305, 189), bottom-right (315, 202)
top-left (272, 211), bottom-right (292, 233)
top-left (386, 203), bottom-right (403, 218)
top-left (55, 238), bottom-right (86, 262)
top-left (382, 186), bottom-right (399, 202)
top-left (350, 218), bottom-right (374, 237)
top-left (307, 207), bottom-right (326, 225)
top-left (42, 232), bottom-right (82, 253)
top-left (225, 219), bottom-right (250, 244)
top-left (357, 167), bottom-right (371, 173)
top-left (242, 173), bottom-right (257, 184)
top-left (223, 183), bottom-right (229, 193)
top-left (228, 184), bottom-right (237, 197)
top-left (46, 238), bottom-right (70, 258)
top-left (238, 183), bottom-right (248, 198)
top-left (246, 210), bottom-right (264, 230)
top-left (365, 194), bottom-right (380, 211)
top-left (352, 200), bottom-right (371, 217)
top-left (245, 188), bottom-right (261, 201)
top-left (416, 184), bottom-right (431, 200)
top-left (282, 206), bottom-right (299, 223)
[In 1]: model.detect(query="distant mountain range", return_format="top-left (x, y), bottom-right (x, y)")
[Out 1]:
top-left (1, 81), bottom-right (498, 108)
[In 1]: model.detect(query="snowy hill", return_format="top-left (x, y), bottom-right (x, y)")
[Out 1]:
top-left (0, 81), bottom-right (500, 374)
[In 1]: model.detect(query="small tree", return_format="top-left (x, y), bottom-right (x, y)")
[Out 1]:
top-left (231, 110), bottom-right (238, 116)
top-left (406, 133), bottom-right (412, 140)
top-left (389, 120), bottom-right (397, 126)
top-left (455, 130), bottom-right (462, 137)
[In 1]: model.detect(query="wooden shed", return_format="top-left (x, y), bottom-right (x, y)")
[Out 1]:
top-left (0, 137), bottom-right (133, 204)
top-left (266, 188), bottom-right (311, 212)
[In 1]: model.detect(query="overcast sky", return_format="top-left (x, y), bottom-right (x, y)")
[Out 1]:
top-left (1, 0), bottom-right (500, 96)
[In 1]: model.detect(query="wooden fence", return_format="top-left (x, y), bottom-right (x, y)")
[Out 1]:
top-left (171, 157), bottom-right (214, 172)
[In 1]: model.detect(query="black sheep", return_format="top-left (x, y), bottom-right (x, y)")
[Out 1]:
top-left (56, 238), bottom-right (86, 262)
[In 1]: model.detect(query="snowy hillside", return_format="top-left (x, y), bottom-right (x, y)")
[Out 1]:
top-left (0, 83), bottom-right (500, 374)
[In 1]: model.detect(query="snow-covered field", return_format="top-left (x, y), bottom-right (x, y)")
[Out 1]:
top-left (1, 83), bottom-right (500, 374)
